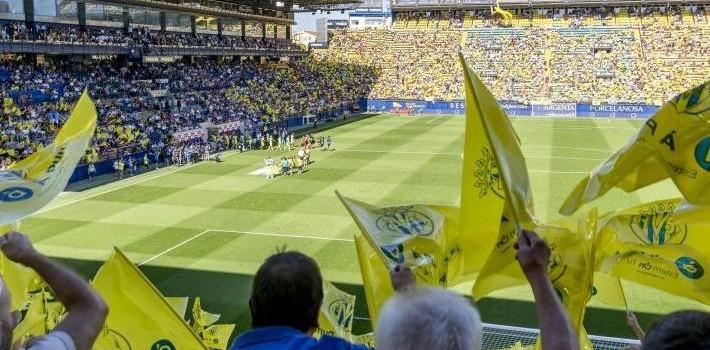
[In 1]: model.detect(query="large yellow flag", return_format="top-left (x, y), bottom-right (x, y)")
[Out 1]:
top-left (595, 199), bottom-right (710, 304)
top-left (459, 53), bottom-right (536, 229)
top-left (0, 91), bottom-right (97, 225)
top-left (354, 235), bottom-right (393, 326)
top-left (454, 55), bottom-right (508, 283)
top-left (337, 192), bottom-right (458, 287)
top-left (92, 248), bottom-right (207, 350)
top-left (560, 82), bottom-right (710, 215)
top-left (316, 281), bottom-right (356, 340)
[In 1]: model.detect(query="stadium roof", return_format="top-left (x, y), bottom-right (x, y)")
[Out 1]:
top-left (105, 0), bottom-right (361, 19)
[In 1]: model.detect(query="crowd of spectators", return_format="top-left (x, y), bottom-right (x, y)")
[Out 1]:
top-left (319, 8), bottom-right (708, 105)
top-left (0, 20), bottom-right (299, 52)
top-left (0, 56), bottom-right (372, 168)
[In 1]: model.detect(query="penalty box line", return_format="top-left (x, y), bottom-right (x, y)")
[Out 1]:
top-left (138, 229), bottom-right (354, 266)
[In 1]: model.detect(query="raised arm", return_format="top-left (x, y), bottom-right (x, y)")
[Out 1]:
top-left (1, 232), bottom-right (108, 350)
top-left (516, 230), bottom-right (579, 350)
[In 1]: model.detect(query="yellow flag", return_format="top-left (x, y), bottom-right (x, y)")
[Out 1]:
top-left (455, 54), bottom-right (507, 282)
top-left (202, 324), bottom-right (235, 350)
top-left (337, 192), bottom-right (456, 286)
top-left (192, 296), bottom-right (221, 335)
top-left (12, 292), bottom-right (46, 343)
top-left (316, 281), bottom-right (356, 341)
top-left (591, 273), bottom-right (627, 309)
top-left (0, 91), bottom-right (97, 225)
top-left (460, 54), bottom-right (536, 228)
top-left (354, 235), bottom-right (393, 326)
top-left (166, 296), bottom-right (190, 319)
top-left (0, 253), bottom-right (41, 310)
top-left (596, 199), bottom-right (710, 304)
top-left (92, 248), bottom-right (207, 350)
top-left (560, 82), bottom-right (710, 215)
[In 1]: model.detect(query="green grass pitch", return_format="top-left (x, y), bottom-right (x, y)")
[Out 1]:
top-left (21, 114), bottom-right (709, 340)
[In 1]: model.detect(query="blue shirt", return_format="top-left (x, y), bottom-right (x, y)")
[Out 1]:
top-left (229, 327), bottom-right (370, 350)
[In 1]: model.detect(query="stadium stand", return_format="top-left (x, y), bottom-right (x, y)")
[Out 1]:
top-left (317, 6), bottom-right (709, 105)
top-left (0, 57), bottom-right (371, 168)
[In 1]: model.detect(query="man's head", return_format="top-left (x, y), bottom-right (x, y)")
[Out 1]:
top-left (642, 310), bottom-right (710, 350)
top-left (249, 251), bottom-right (323, 333)
top-left (375, 287), bottom-right (482, 350)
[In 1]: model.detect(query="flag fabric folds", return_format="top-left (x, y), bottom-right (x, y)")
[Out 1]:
top-left (337, 192), bottom-right (458, 287)
top-left (353, 235), bottom-right (393, 326)
top-left (202, 324), bottom-right (236, 350)
top-left (92, 248), bottom-right (207, 350)
top-left (595, 199), bottom-right (710, 304)
top-left (0, 91), bottom-right (97, 225)
top-left (560, 82), bottom-right (710, 215)
top-left (166, 296), bottom-right (190, 319)
top-left (459, 53), bottom-right (536, 229)
top-left (317, 281), bottom-right (356, 340)
top-left (192, 296), bottom-right (221, 335)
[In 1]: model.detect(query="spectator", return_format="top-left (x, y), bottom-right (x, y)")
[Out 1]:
top-left (515, 230), bottom-right (580, 350)
top-left (0, 232), bottom-right (108, 350)
top-left (229, 251), bottom-right (369, 350)
top-left (626, 310), bottom-right (710, 350)
top-left (376, 266), bottom-right (483, 350)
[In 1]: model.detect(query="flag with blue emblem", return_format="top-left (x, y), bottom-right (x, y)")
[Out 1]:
top-left (595, 198), bottom-right (710, 304)
top-left (337, 192), bottom-right (458, 287)
top-left (317, 281), bottom-right (356, 341)
top-left (560, 82), bottom-right (710, 215)
top-left (0, 90), bottom-right (97, 225)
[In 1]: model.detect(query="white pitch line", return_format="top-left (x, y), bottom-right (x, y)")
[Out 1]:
top-left (342, 149), bottom-right (607, 161)
top-left (207, 229), bottom-right (354, 242)
top-left (138, 229), bottom-right (211, 266)
top-left (138, 229), bottom-right (353, 266)
top-left (33, 151), bottom-right (240, 216)
top-left (425, 116), bottom-right (442, 124)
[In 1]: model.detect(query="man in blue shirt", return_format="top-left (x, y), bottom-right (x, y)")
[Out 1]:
top-left (230, 252), bottom-right (369, 350)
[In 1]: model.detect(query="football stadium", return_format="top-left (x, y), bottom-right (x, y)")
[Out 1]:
top-left (0, 0), bottom-right (708, 349)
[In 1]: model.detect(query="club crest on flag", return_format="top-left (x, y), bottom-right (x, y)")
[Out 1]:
top-left (374, 207), bottom-right (435, 237)
top-left (380, 244), bottom-right (405, 264)
top-left (328, 297), bottom-right (355, 329)
top-left (695, 136), bottom-right (710, 171)
top-left (474, 147), bottom-right (504, 198)
top-left (671, 82), bottom-right (708, 115)
top-left (152, 339), bottom-right (177, 350)
top-left (629, 202), bottom-right (687, 246)
top-left (675, 257), bottom-right (704, 280)
top-left (0, 187), bottom-right (34, 202)
top-left (98, 328), bottom-right (132, 350)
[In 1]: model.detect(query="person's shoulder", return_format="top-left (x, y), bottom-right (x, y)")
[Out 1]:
top-left (25, 331), bottom-right (76, 350)
top-left (317, 336), bottom-right (370, 350)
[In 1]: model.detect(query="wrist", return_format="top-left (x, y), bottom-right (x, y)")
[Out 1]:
top-left (17, 250), bottom-right (44, 267)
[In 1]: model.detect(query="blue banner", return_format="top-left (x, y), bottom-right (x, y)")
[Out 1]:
top-left (531, 103), bottom-right (577, 117)
top-left (576, 103), bottom-right (658, 119)
top-left (362, 99), bottom-right (660, 119)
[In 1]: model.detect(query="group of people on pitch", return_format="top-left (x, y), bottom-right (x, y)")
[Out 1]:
top-left (0, 229), bottom-right (706, 350)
